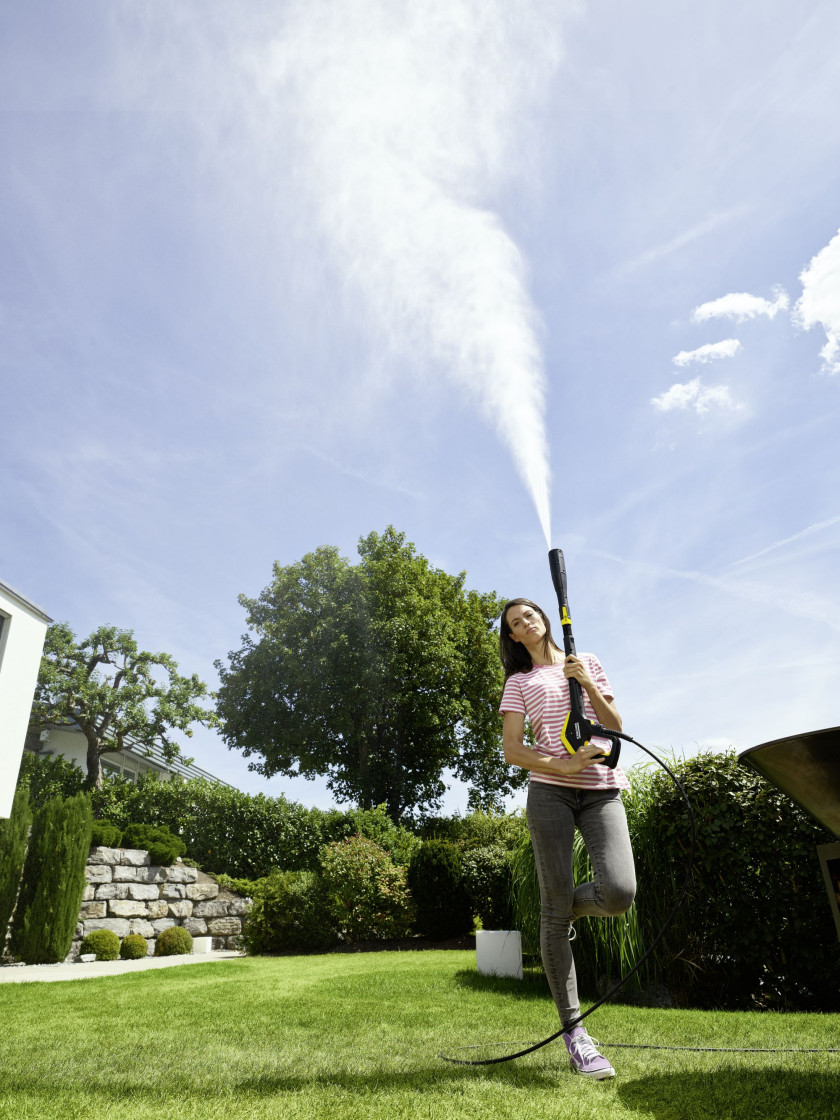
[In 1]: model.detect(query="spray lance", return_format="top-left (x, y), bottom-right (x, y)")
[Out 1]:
top-left (548, 548), bottom-right (621, 769)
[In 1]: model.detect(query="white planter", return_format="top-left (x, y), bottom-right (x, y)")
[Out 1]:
top-left (192, 937), bottom-right (213, 954)
top-left (476, 929), bottom-right (523, 980)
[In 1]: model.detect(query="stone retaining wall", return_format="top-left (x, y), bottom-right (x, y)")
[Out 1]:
top-left (68, 846), bottom-right (249, 962)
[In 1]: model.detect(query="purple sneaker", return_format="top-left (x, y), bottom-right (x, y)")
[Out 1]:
top-left (562, 1026), bottom-right (615, 1080)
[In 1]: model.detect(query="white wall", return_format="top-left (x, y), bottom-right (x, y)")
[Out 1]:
top-left (0, 581), bottom-right (50, 818)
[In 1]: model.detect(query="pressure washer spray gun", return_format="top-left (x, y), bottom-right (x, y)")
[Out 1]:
top-left (548, 548), bottom-right (622, 770)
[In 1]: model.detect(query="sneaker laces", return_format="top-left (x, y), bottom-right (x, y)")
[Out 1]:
top-left (568, 1032), bottom-right (603, 1063)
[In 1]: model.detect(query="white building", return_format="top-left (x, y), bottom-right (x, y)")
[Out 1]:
top-left (0, 579), bottom-right (52, 817)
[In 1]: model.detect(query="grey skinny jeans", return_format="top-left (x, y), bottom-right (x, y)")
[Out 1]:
top-left (526, 780), bottom-right (636, 1028)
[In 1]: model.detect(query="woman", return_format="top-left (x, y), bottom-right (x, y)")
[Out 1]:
top-left (499, 597), bottom-right (635, 1080)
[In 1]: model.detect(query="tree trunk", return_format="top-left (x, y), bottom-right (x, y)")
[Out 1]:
top-left (85, 736), bottom-right (103, 789)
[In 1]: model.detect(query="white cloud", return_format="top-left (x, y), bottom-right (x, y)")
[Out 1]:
top-left (692, 287), bottom-right (789, 323)
top-left (651, 377), bottom-right (740, 416)
top-left (794, 227), bottom-right (840, 375)
top-left (673, 338), bottom-right (742, 366)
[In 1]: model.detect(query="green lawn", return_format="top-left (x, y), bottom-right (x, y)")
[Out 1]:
top-left (1, 951), bottom-right (838, 1120)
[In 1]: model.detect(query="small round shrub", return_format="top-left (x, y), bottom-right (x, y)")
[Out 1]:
top-left (121, 823), bottom-right (186, 866)
top-left (320, 835), bottom-right (415, 942)
top-left (80, 929), bottom-right (120, 961)
top-left (408, 839), bottom-right (473, 940)
top-left (119, 933), bottom-right (149, 960)
top-left (90, 820), bottom-right (122, 849)
top-left (243, 870), bottom-right (337, 954)
top-left (154, 926), bottom-right (193, 956)
top-left (462, 844), bottom-right (515, 930)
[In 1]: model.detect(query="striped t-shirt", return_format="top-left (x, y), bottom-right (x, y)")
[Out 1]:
top-left (499, 654), bottom-right (630, 791)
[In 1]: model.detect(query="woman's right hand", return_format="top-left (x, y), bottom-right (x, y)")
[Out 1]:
top-left (556, 740), bottom-right (606, 773)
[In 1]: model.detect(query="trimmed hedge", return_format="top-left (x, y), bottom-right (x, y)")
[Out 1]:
top-left (407, 839), bottom-right (473, 940)
top-left (0, 784), bottom-right (33, 942)
top-left (10, 792), bottom-right (93, 964)
top-left (90, 820), bottom-right (122, 849)
top-left (120, 933), bottom-right (149, 959)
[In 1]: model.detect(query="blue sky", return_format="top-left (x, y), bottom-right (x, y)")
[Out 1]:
top-left (3, 1), bottom-right (839, 813)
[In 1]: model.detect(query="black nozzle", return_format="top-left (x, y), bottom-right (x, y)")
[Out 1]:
top-left (548, 548), bottom-right (567, 604)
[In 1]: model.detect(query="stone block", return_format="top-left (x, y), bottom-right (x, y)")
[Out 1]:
top-left (129, 919), bottom-right (155, 939)
top-left (88, 846), bottom-right (120, 865)
top-left (152, 918), bottom-right (177, 933)
top-left (128, 884), bottom-right (160, 901)
top-left (163, 865), bottom-right (198, 883)
top-left (147, 900), bottom-right (169, 919)
top-left (120, 848), bottom-right (151, 866)
top-left (95, 883), bottom-right (129, 900)
top-left (207, 917), bottom-right (242, 937)
top-left (109, 900), bottom-right (150, 918)
top-left (80, 902), bottom-right (107, 920)
top-left (185, 882), bottom-right (218, 901)
top-left (193, 901), bottom-right (228, 918)
top-left (161, 883), bottom-right (186, 899)
top-left (211, 937), bottom-right (226, 951)
top-left (82, 885), bottom-right (95, 902)
top-left (227, 898), bottom-right (250, 916)
top-left (167, 900), bottom-right (193, 919)
top-left (183, 917), bottom-right (208, 936)
top-left (82, 918), bottom-right (130, 938)
top-left (85, 865), bottom-right (112, 884)
top-left (113, 866), bottom-right (140, 882)
top-left (138, 867), bottom-right (167, 884)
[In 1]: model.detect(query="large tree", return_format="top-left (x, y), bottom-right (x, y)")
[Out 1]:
top-left (216, 527), bottom-right (525, 819)
top-left (30, 624), bottom-right (215, 788)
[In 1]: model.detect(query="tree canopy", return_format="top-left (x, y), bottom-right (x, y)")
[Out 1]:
top-left (216, 527), bottom-right (525, 819)
top-left (30, 623), bottom-right (215, 788)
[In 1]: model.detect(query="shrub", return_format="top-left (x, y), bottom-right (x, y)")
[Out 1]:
top-left (92, 774), bottom-right (330, 878)
top-left (462, 844), bottom-right (514, 930)
top-left (418, 810), bottom-right (528, 852)
top-left (320, 835), bottom-right (415, 942)
top-left (120, 823), bottom-right (186, 866)
top-left (16, 753), bottom-right (85, 813)
top-left (10, 792), bottom-right (93, 964)
top-left (243, 870), bottom-right (337, 955)
top-left (90, 820), bottom-right (122, 849)
top-left (80, 929), bottom-right (120, 961)
top-left (320, 805), bottom-right (420, 867)
top-left (407, 839), bottom-right (473, 940)
top-left (0, 784), bottom-right (33, 941)
top-left (119, 933), bottom-right (149, 960)
top-left (214, 873), bottom-right (261, 897)
top-left (155, 926), bottom-right (193, 956)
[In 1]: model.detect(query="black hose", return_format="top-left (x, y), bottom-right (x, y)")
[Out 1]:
top-left (440, 732), bottom-right (696, 1066)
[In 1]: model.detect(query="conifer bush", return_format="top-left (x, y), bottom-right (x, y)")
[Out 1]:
top-left (154, 925), bottom-right (193, 956)
top-left (407, 839), bottom-right (473, 940)
top-left (119, 933), bottom-right (149, 959)
top-left (80, 929), bottom-right (120, 961)
top-left (320, 835), bottom-right (415, 942)
top-left (9, 792), bottom-right (93, 964)
top-left (0, 784), bottom-right (33, 942)
top-left (120, 823), bottom-right (186, 866)
top-left (90, 820), bottom-right (122, 849)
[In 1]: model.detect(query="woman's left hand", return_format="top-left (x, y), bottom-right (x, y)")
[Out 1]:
top-left (563, 655), bottom-right (594, 690)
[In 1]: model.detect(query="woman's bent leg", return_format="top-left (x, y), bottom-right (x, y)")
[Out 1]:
top-left (526, 782), bottom-right (580, 1027)
top-left (572, 790), bottom-right (636, 919)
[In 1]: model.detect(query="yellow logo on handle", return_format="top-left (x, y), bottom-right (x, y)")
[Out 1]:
top-left (561, 607), bottom-right (572, 626)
